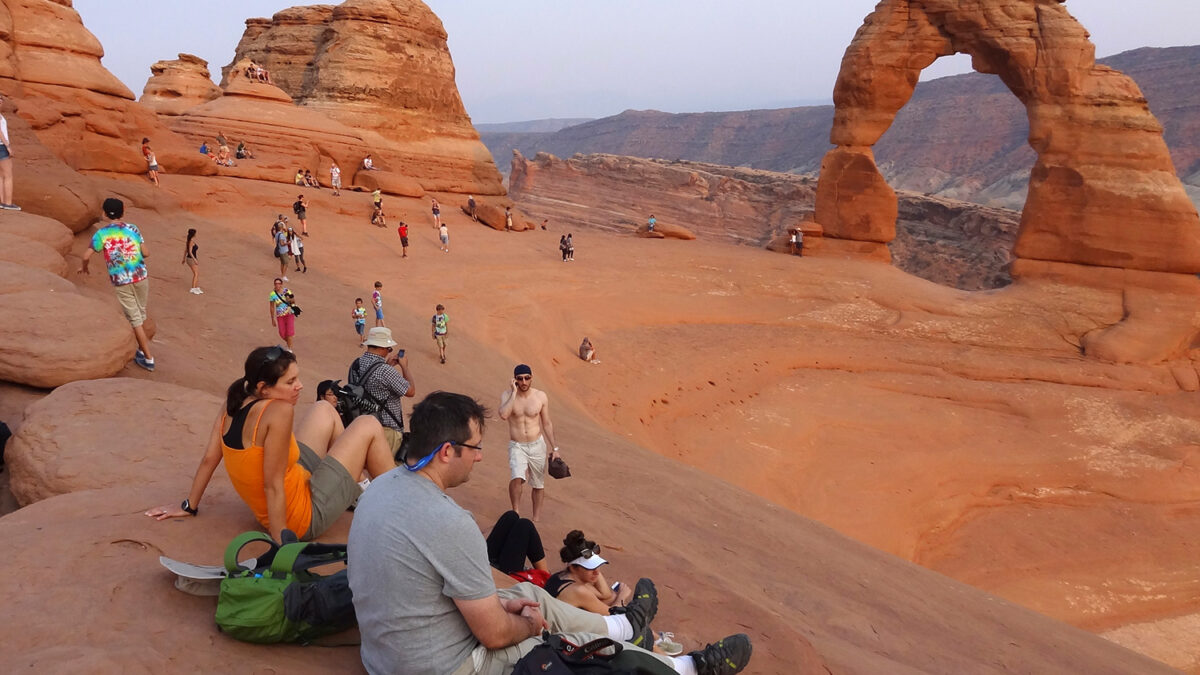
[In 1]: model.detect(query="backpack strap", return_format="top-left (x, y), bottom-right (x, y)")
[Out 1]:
top-left (223, 531), bottom-right (278, 575)
top-left (349, 358), bottom-right (405, 430)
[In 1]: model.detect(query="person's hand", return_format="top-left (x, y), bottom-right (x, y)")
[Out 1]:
top-left (394, 352), bottom-right (409, 370)
top-left (145, 504), bottom-right (190, 520)
top-left (511, 379), bottom-right (519, 393)
top-left (271, 319), bottom-right (277, 327)
top-left (77, 263), bottom-right (89, 275)
top-left (550, 447), bottom-right (561, 459)
top-left (520, 604), bottom-right (547, 636)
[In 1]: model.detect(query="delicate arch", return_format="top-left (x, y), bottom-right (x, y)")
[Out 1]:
top-left (814, 0), bottom-right (1200, 274)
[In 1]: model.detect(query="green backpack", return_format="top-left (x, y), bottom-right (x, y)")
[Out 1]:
top-left (215, 531), bottom-right (357, 644)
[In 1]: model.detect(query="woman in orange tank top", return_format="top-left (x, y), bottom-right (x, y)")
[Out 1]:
top-left (144, 345), bottom-right (398, 541)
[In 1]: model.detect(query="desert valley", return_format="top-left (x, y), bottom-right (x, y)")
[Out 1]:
top-left (0, 1), bottom-right (1199, 674)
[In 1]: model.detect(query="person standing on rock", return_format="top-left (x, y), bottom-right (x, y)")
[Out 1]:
top-left (372, 281), bottom-right (385, 327)
top-left (467, 194), bottom-right (477, 221)
top-left (396, 221), bottom-right (409, 258)
top-left (275, 225), bottom-right (292, 279)
top-left (330, 162), bottom-right (342, 197)
top-left (292, 193), bottom-right (309, 236)
top-left (499, 364), bottom-right (561, 521)
top-left (792, 228), bottom-right (803, 256)
top-left (0, 94), bottom-right (21, 208)
top-left (348, 327), bottom-right (415, 456)
top-left (647, 214), bottom-right (656, 233)
top-left (182, 228), bottom-right (201, 294)
top-left (431, 197), bottom-right (441, 229)
top-left (431, 303), bottom-right (449, 364)
top-left (505, 206), bottom-right (513, 231)
top-left (289, 228), bottom-right (307, 274)
top-left (269, 277), bottom-right (297, 350)
top-left (439, 222), bottom-right (450, 253)
top-left (79, 198), bottom-right (154, 371)
top-left (141, 137), bottom-right (160, 188)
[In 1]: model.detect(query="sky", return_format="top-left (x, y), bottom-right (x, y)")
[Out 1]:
top-left (75, 1), bottom-right (1200, 124)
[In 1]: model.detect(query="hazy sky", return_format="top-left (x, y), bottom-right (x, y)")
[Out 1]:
top-left (75, 1), bottom-right (1199, 124)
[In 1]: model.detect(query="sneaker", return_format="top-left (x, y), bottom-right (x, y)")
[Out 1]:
top-left (134, 353), bottom-right (156, 372)
top-left (0, 203), bottom-right (20, 211)
top-left (655, 632), bottom-right (683, 657)
top-left (196, 288), bottom-right (204, 294)
top-left (281, 276), bottom-right (289, 281)
top-left (689, 634), bottom-right (752, 675)
top-left (624, 578), bottom-right (658, 649)
top-left (440, 356), bottom-right (446, 364)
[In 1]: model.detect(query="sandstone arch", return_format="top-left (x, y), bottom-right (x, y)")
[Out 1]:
top-left (814, 0), bottom-right (1200, 275)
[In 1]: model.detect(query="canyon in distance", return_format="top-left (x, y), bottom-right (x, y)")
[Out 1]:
top-left (0, 1), bottom-right (1199, 674)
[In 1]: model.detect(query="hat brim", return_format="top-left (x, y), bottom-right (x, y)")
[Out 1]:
top-left (568, 554), bottom-right (608, 570)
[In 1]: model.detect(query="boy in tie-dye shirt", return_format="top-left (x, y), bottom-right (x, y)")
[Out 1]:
top-left (79, 198), bottom-right (155, 371)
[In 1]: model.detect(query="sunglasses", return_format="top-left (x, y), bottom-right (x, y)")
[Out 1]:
top-left (263, 345), bottom-right (290, 362)
top-left (577, 544), bottom-right (601, 559)
top-left (515, 375), bottom-right (532, 382)
top-left (403, 440), bottom-right (483, 472)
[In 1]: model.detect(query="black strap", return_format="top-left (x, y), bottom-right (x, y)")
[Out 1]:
top-left (349, 358), bottom-right (405, 430)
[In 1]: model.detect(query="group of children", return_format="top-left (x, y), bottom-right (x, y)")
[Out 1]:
top-left (351, 281), bottom-right (450, 364)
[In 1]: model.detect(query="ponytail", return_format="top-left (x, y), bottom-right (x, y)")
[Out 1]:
top-left (225, 377), bottom-right (250, 415)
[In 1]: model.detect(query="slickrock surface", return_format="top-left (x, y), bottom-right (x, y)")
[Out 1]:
top-left (139, 54), bottom-right (223, 115)
top-left (814, 0), bottom-right (1200, 275)
top-left (223, 0), bottom-right (503, 195)
top-left (510, 151), bottom-right (1021, 290)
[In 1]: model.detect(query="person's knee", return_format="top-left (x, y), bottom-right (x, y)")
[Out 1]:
top-left (349, 414), bottom-right (383, 434)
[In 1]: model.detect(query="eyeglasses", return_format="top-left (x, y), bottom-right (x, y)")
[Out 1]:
top-left (263, 345), bottom-right (290, 362)
top-left (403, 440), bottom-right (482, 472)
top-left (577, 544), bottom-right (601, 559)
top-left (515, 375), bottom-right (532, 382)
top-left (454, 442), bottom-right (484, 452)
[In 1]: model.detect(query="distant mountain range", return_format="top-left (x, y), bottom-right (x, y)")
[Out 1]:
top-left (475, 118), bottom-right (594, 134)
top-left (481, 45), bottom-right (1200, 209)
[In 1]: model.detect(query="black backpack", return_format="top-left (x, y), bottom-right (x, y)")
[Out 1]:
top-left (344, 358), bottom-right (404, 431)
top-left (293, 200), bottom-right (304, 215)
top-left (510, 633), bottom-right (675, 675)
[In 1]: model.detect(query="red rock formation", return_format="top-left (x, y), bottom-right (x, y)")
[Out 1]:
top-left (139, 54), bottom-right (222, 115)
top-left (815, 0), bottom-right (1200, 276)
top-left (0, 0), bottom-right (212, 176)
top-left (510, 151), bottom-right (1022, 290)
top-left (224, 0), bottom-right (503, 195)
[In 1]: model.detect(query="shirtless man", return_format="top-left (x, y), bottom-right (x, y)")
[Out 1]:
top-left (498, 364), bottom-right (560, 521)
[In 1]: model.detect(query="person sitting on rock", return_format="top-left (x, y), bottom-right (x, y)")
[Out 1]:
top-left (294, 168), bottom-right (304, 186)
top-left (371, 204), bottom-right (387, 227)
top-left (143, 345), bottom-right (398, 542)
top-left (303, 169), bottom-right (321, 189)
top-left (485, 510), bottom-right (551, 578)
top-left (544, 531), bottom-right (634, 615)
top-left (199, 141), bottom-right (209, 156)
top-left (579, 337), bottom-right (596, 363)
top-left (215, 144), bottom-right (236, 167)
top-left (236, 140), bottom-right (254, 160)
top-left (361, 154), bottom-right (378, 171)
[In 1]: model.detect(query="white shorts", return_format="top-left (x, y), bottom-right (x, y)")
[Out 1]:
top-left (508, 436), bottom-right (547, 489)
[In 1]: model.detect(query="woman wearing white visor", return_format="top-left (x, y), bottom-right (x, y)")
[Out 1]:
top-left (544, 529), bottom-right (635, 612)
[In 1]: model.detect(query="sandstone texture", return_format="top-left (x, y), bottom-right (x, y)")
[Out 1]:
top-left (0, 0), bottom-right (213, 177)
top-left (139, 53), bottom-right (222, 115)
top-left (510, 151), bottom-right (1021, 290)
top-left (0, 289), bottom-right (133, 388)
top-left (6, 378), bottom-right (221, 505)
top-left (0, 259), bottom-right (72, 294)
top-left (6, 111), bottom-right (102, 232)
top-left (815, 0), bottom-right (1200, 275)
top-left (0, 209), bottom-right (73, 254)
top-left (223, 0), bottom-right (503, 196)
top-left (0, 231), bottom-right (64, 275)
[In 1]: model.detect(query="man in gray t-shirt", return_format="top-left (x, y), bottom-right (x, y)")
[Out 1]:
top-left (348, 393), bottom-right (752, 675)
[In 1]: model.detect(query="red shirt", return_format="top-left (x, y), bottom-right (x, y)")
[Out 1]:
top-left (397, 224), bottom-right (408, 238)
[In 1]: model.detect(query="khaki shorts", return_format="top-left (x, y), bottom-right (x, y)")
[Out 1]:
top-left (297, 442), bottom-right (360, 539)
top-left (435, 334), bottom-right (447, 348)
top-left (509, 436), bottom-right (547, 489)
top-left (382, 427), bottom-right (404, 456)
top-left (114, 279), bottom-right (149, 327)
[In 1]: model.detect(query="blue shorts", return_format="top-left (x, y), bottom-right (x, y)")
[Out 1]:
top-left (375, 308), bottom-right (384, 320)
top-left (355, 321), bottom-right (365, 335)
top-left (0, 145), bottom-right (10, 161)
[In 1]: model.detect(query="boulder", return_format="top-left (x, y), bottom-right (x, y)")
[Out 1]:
top-left (0, 289), bottom-right (133, 389)
top-left (6, 378), bottom-right (221, 506)
top-left (139, 53), bottom-right (222, 115)
top-left (0, 232), bottom-right (66, 276)
top-left (0, 210), bottom-right (71, 254)
top-left (224, 0), bottom-right (503, 195)
top-left (636, 222), bottom-right (695, 240)
top-left (815, 0), bottom-right (1200, 274)
top-left (350, 169), bottom-right (426, 199)
top-left (0, 259), bottom-right (74, 295)
top-left (6, 112), bottom-right (103, 232)
top-left (470, 201), bottom-right (533, 232)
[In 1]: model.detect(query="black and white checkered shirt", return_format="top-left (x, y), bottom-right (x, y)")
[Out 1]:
top-left (348, 352), bottom-right (409, 431)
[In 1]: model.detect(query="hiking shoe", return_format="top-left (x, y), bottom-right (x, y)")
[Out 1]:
top-left (689, 634), bottom-right (752, 675)
top-left (1, 203), bottom-right (20, 211)
top-left (624, 578), bottom-right (657, 649)
top-left (134, 353), bottom-right (156, 372)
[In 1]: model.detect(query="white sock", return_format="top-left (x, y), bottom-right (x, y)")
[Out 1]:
top-left (671, 656), bottom-right (697, 675)
top-left (603, 614), bottom-right (633, 641)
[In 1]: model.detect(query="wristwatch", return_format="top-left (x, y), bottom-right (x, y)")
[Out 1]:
top-left (181, 499), bottom-right (198, 516)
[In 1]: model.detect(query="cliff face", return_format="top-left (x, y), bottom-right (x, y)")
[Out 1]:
top-left (509, 151), bottom-right (1020, 291)
top-left (222, 0), bottom-right (502, 195)
top-left (483, 45), bottom-right (1200, 209)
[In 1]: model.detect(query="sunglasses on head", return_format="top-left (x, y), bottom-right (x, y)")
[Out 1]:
top-left (577, 544), bottom-right (600, 559)
top-left (263, 345), bottom-right (290, 362)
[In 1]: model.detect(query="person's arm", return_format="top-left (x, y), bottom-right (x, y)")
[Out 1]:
top-left (558, 583), bottom-right (612, 615)
top-left (590, 570), bottom-right (620, 605)
top-left (539, 393), bottom-right (559, 454)
top-left (454, 594), bottom-right (545, 649)
top-left (498, 382), bottom-right (518, 420)
top-left (259, 402), bottom-right (294, 542)
top-left (269, 297), bottom-right (277, 326)
top-left (388, 352), bottom-right (416, 398)
top-left (145, 413), bottom-right (225, 519)
top-left (78, 246), bottom-right (95, 274)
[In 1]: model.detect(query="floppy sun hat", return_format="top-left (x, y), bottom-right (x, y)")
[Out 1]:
top-left (364, 327), bottom-right (398, 348)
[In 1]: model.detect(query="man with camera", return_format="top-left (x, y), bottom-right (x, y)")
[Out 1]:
top-left (348, 327), bottom-right (416, 455)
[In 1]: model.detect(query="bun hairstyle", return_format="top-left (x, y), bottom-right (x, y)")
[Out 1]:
top-left (186, 228), bottom-right (197, 239)
top-left (224, 346), bottom-right (298, 415)
top-left (559, 530), bottom-right (595, 564)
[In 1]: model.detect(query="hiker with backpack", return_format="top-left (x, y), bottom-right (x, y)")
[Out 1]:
top-left (143, 345), bottom-right (398, 542)
top-left (347, 327), bottom-right (416, 457)
top-left (347, 391), bottom-right (753, 675)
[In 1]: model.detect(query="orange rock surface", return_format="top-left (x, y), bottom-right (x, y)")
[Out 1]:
top-left (815, 0), bottom-right (1200, 275)
top-left (140, 54), bottom-right (222, 116)
top-left (223, 0), bottom-right (503, 196)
